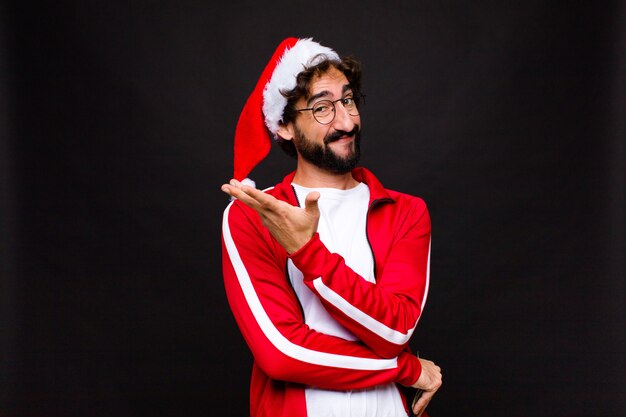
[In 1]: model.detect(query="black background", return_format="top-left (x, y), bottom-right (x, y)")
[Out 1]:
top-left (2, 1), bottom-right (625, 416)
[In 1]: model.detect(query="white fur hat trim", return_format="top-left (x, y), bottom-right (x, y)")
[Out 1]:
top-left (262, 38), bottom-right (339, 138)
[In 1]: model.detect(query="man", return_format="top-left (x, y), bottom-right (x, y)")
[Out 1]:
top-left (221, 37), bottom-right (441, 417)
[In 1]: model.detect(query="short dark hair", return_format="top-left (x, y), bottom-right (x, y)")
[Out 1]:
top-left (275, 55), bottom-right (363, 158)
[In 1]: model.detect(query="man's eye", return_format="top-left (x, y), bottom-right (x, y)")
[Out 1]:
top-left (342, 97), bottom-right (355, 105)
top-left (314, 104), bottom-right (330, 114)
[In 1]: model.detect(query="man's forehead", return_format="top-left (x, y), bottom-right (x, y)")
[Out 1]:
top-left (306, 67), bottom-right (350, 98)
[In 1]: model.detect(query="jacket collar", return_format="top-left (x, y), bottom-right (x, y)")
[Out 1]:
top-left (274, 167), bottom-right (395, 207)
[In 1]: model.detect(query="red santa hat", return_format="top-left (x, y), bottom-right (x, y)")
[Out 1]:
top-left (233, 37), bottom-right (340, 181)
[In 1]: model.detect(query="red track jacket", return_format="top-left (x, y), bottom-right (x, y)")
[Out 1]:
top-left (221, 167), bottom-right (432, 417)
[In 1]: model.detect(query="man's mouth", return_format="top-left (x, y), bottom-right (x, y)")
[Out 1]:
top-left (324, 127), bottom-right (359, 145)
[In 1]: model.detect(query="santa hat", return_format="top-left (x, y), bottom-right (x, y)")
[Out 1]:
top-left (233, 37), bottom-right (340, 181)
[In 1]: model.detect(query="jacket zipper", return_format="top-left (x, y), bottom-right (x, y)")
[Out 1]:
top-left (366, 198), bottom-right (394, 279)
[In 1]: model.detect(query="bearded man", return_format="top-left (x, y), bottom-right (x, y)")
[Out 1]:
top-left (221, 37), bottom-right (441, 417)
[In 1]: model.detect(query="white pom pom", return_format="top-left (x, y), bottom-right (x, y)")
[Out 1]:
top-left (229, 177), bottom-right (257, 202)
top-left (241, 178), bottom-right (256, 188)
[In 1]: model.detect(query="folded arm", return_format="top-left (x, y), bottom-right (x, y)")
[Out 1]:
top-left (290, 201), bottom-right (431, 358)
top-left (222, 200), bottom-right (422, 389)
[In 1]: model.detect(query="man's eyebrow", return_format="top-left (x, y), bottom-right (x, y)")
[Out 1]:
top-left (306, 90), bottom-right (331, 106)
top-left (306, 85), bottom-right (353, 105)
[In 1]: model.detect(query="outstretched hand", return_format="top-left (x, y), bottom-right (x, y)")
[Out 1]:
top-left (221, 179), bottom-right (320, 254)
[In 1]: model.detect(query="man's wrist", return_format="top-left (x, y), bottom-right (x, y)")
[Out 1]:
top-left (287, 233), bottom-right (326, 275)
top-left (285, 233), bottom-right (315, 255)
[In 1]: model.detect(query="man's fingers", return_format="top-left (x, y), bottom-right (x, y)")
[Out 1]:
top-left (221, 184), bottom-right (261, 208)
top-left (238, 183), bottom-right (285, 209)
top-left (412, 390), bottom-right (434, 416)
top-left (222, 182), bottom-right (288, 216)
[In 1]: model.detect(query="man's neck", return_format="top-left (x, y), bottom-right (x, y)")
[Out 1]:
top-left (292, 158), bottom-right (359, 190)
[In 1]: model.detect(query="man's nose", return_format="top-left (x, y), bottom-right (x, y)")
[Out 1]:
top-left (331, 102), bottom-right (357, 132)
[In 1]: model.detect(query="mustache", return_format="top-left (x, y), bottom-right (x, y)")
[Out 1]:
top-left (324, 125), bottom-right (360, 145)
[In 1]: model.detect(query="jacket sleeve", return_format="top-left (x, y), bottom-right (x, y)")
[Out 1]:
top-left (221, 200), bottom-right (421, 390)
top-left (288, 198), bottom-right (431, 359)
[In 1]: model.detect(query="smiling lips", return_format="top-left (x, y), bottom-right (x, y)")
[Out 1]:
top-left (324, 126), bottom-right (359, 145)
top-left (331, 135), bottom-right (354, 144)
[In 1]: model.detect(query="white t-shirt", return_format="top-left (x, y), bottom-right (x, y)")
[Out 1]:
top-left (289, 182), bottom-right (407, 417)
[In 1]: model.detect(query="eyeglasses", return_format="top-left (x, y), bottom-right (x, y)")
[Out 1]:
top-left (295, 95), bottom-right (361, 125)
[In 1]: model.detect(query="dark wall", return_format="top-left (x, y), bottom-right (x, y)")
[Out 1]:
top-left (2, 1), bottom-right (625, 416)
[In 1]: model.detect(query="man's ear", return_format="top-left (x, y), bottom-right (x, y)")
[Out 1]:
top-left (276, 123), bottom-right (294, 141)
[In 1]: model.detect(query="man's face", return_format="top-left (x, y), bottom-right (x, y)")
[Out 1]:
top-left (280, 67), bottom-right (361, 174)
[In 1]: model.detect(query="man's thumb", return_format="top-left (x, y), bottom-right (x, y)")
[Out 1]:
top-left (304, 191), bottom-right (321, 215)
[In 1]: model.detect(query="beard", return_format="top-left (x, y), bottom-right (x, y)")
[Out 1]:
top-left (291, 125), bottom-right (361, 174)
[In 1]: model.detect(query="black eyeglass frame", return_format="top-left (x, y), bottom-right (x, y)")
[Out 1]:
top-left (294, 94), bottom-right (365, 125)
